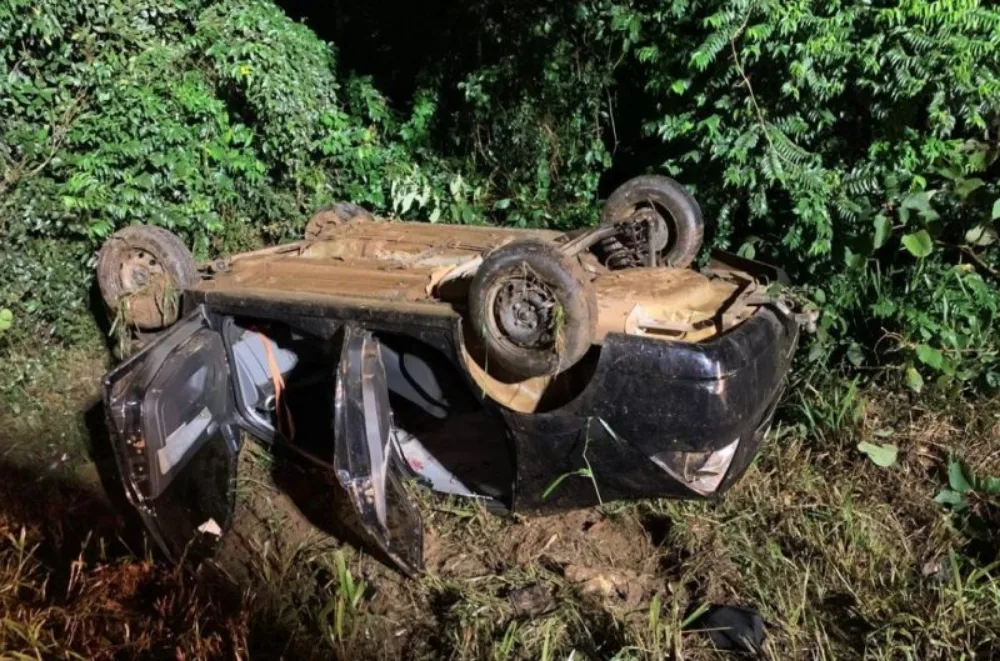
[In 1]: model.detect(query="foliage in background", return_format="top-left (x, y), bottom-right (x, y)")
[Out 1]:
top-left (0, 0), bottom-right (479, 347)
top-left (411, 0), bottom-right (1000, 388)
top-left (626, 0), bottom-right (1000, 389)
top-left (2, 0), bottom-right (999, 391)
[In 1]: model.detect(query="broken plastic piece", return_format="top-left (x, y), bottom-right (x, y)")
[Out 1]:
top-left (197, 518), bottom-right (222, 537)
top-left (684, 604), bottom-right (765, 653)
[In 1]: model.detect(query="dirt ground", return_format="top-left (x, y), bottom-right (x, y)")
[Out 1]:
top-left (1, 342), bottom-right (999, 659)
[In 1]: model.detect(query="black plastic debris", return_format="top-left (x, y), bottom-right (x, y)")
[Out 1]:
top-left (685, 604), bottom-right (765, 653)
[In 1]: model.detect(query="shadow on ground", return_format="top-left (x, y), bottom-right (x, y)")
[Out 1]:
top-left (0, 395), bottom-right (366, 659)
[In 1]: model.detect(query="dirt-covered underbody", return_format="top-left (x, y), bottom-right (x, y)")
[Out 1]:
top-left (96, 177), bottom-right (805, 573)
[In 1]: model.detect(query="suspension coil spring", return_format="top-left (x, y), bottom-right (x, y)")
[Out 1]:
top-left (599, 235), bottom-right (641, 269)
top-left (600, 218), bottom-right (652, 269)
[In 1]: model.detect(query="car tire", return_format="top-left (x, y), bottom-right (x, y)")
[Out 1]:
top-left (600, 175), bottom-right (704, 267)
top-left (469, 239), bottom-right (596, 379)
top-left (97, 225), bottom-right (198, 331)
top-left (304, 202), bottom-right (376, 240)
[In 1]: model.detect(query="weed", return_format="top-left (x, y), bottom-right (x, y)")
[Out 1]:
top-left (542, 417), bottom-right (603, 505)
top-left (792, 374), bottom-right (865, 444)
top-left (316, 550), bottom-right (369, 653)
top-left (107, 295), bottom-right (135, 358)
top-left (108, 276), bottom-right (179, 359)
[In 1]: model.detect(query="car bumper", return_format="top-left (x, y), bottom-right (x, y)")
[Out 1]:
top-left (504, 305), bottom-right (799, 511)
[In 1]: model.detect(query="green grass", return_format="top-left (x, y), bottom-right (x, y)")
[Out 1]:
top-left (0, 343), bottom-right (998, 659)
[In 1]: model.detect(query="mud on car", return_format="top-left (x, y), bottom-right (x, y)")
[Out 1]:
top-left (97, 176), bottom-right (806, 573)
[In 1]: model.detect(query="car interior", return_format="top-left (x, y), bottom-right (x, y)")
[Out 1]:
top-left (223, 318), bottom-right (517, 509)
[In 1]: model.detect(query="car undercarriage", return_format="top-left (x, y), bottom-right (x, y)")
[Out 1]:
top-left (97, 176), bottom-right (806, 573)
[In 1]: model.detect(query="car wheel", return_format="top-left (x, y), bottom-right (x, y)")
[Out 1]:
top-left (600, 175), bottom-right (704, 268)
top-left (304, 202), bottom-right (376, 240)
top-left (97, 225), bottom-right (198, 331)
top-left (469, 239), bottom-right (596, 379)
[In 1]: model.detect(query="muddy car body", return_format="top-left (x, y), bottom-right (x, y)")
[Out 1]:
top-left (99, 177), bottom-right (803, 572)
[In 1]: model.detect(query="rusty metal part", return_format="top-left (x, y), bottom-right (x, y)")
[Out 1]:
top-left (204, 241), bottom-right (309, 273)
top-left (592, 268), bottom-right (759, 343)
top-left (599, 207), bottom-right (669, 269)
top-left (458, 342), bottom-right (553, 414)
top-left (313, 218), bottom-right (561, 254)
top-left (430, 225), bottom-right (614, 295)
top-left (555, 225), bottom-right (616, 257)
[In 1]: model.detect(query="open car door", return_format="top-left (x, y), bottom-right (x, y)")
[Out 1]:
top-left (103, 307), bottom-right (240, 561)
top-left (333, 325), bottom-right (424, 574)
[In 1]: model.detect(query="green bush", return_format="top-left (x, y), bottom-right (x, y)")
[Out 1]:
top-left (0, 0), bottom-right (480, 347)
top-left (415, 0), bottom-right (1000, 388)
top-left (2, 0), bottom-right (998, 391)
top-left (622, 0), bottom-right (1000, 388)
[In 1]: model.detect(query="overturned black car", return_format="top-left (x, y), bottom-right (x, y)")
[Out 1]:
top-left (98, 176), bottom-right (805, 573)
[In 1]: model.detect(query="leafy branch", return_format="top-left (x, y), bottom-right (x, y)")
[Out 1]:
top-left (0, 93), bottom-right (86, 200)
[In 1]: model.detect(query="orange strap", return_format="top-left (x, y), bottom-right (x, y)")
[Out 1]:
top-left (256, 332), bottom-right (296, 441)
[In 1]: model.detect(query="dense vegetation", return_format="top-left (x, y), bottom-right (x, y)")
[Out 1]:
top-left (2, 0), bottom-right (999, 390)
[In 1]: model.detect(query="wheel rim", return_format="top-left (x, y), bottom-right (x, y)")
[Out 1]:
top-left (113, 246), bottom-right (180, 329)
top-left (489, 272), bottom-right (559, 351)
top-left (119, 248), bottom-right (166, 294)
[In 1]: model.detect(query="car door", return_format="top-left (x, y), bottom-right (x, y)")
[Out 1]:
top-left (333, 324), bottom-right (424, 574)
top-left (103, 306), bottom-right (240, 561)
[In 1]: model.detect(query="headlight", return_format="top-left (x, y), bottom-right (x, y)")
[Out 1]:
top-left (649, 437), bottom-right (740, 496)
